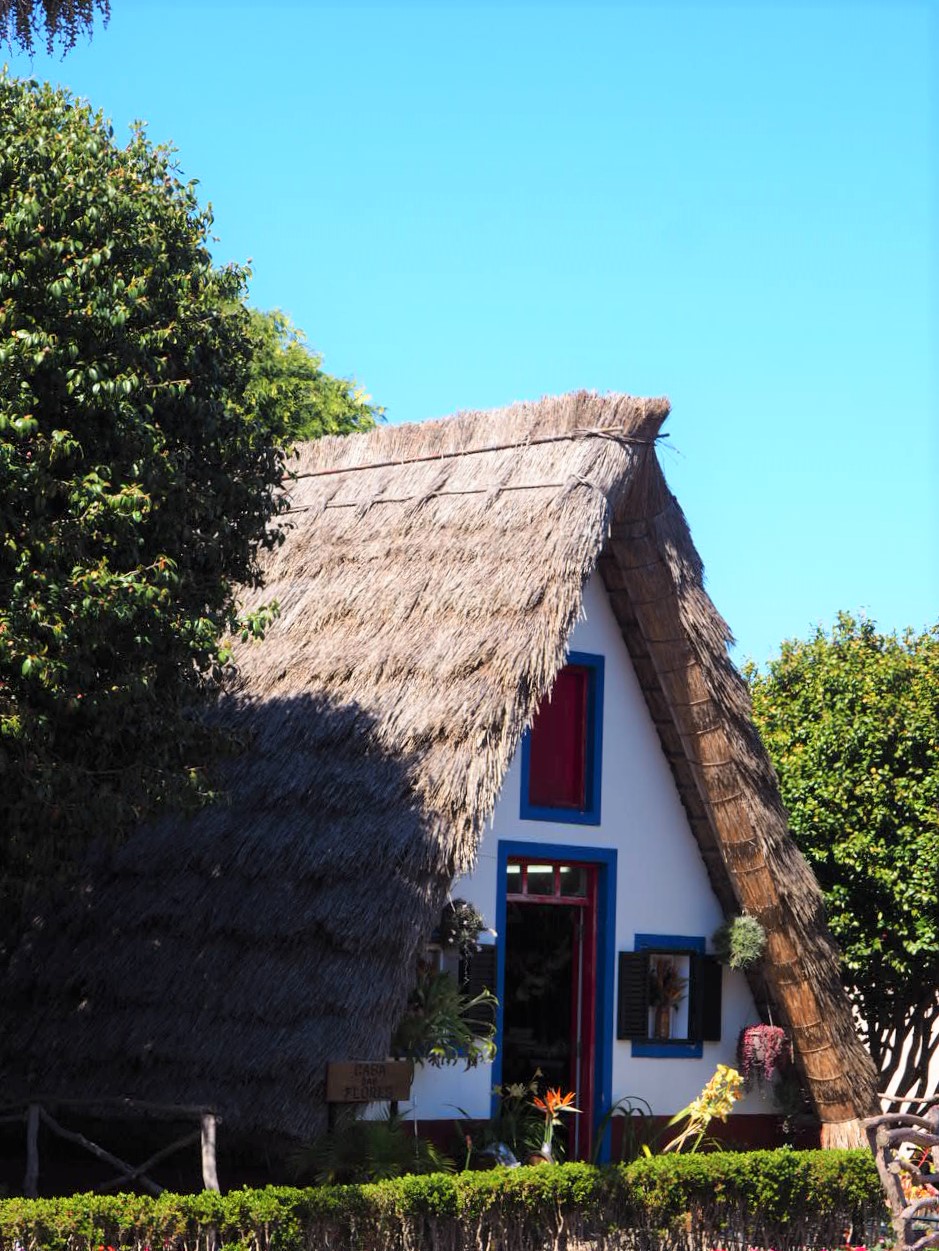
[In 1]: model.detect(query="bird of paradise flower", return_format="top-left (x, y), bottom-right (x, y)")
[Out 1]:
top-left (532, 1087), bottom-right (580, 1159)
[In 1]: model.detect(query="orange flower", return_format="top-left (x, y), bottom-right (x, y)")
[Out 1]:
top-left (533, 1088), bottom-right (580, 1116)
top-left (532, 1086), bottom-right (580, 1157)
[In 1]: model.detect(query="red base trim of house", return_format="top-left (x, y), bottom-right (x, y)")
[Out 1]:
top-left (613, 1113), bottom-right (821, 1154)
top-left (410, 1113), bottom-right (821, 1162)
top-left (709, 1114), bottom-right (820, 1150)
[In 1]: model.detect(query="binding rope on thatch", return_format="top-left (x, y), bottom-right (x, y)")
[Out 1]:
top-left (0, 390), bottom-right (877, 1145)
top-left (284, 423), bottom-right (664, 481)
top-left (284, 472), bottom-right (612, 514)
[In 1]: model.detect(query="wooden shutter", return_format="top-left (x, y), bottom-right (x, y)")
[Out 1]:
top-left (528, 665), bottom-right (588, 809)
top-left (688, 953), bottom-right (723, 1042)
top-left (616, 951), bottom-right (649, 1039)
top-left (461, 945), bottom-right (498, 1032)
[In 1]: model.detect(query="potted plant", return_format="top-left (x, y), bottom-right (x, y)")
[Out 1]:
top-left (648, 956), bottom-right (688, 1040)
top-left (391, 959), bottom-right (496, 1069)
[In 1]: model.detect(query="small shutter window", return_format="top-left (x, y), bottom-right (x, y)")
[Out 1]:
top-left (616, 951), bottom-right (649, 1039)
top-left (688, 953), bottom-right (723, 1042)
top-left (528, 665), bottom-right (588, 809)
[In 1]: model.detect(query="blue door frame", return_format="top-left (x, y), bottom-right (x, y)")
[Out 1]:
top-left (493, 839), bottom-right (617, 1162)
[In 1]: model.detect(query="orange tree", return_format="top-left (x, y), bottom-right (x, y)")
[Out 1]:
top-left (746, 613), bottom-right (939, 1094)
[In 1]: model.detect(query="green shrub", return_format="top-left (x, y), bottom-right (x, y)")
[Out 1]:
top-left (0, 1149), bottom-right (887, 1251)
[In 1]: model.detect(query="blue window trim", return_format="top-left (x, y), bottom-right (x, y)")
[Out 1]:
top-left (519, 651), bottom-right (604, 825)
top-left (493, 839), bottom-right (617, 1163)
top-left (631, 933), bottom-right (705, 1059)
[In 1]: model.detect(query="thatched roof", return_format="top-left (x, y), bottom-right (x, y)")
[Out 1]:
top-left (0, 392), bottom-right (878, 1145)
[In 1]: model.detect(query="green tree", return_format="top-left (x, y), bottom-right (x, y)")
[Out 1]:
top-left (745, 613), bottom-right (939, 1094)
top-left (0, 75), bottom-right (289, 952)
top-left (0, 0), bottom-right (108, 54)
top-left (246, 308), bottom-right (380, 444)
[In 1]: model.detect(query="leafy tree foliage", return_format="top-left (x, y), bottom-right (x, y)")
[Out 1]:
top-left (0, 0), bottom-right (108, 54)
top-left (246, 308), bottom-right (380, 444)
top-left (0, 75), bottom-right (290, 951)
top-left (746, 613), bottom-right (939, 1094)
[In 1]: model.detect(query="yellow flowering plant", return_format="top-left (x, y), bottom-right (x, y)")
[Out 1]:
top-left (656, 1064), bottom-right (745, 1154)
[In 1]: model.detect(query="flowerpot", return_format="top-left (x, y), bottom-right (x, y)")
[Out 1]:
top-left (526, 1146), bottom-right (553, 1165)
top-left (654, 1005), bottom-right (672, 1040)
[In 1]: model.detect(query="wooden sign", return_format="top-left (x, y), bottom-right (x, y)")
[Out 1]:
top-left (326, 1061), bottom-right (413, 1103)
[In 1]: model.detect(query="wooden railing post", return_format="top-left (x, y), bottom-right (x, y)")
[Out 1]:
top-left (201, 1112), bottom-right (219, 1192)
top-left (23, 1104), bottom-right (40, 1197)
top-left (864, 1101), bottom-right (939, 1251)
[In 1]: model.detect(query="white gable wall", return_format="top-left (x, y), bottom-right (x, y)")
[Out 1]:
top-left (408, 573), bottom-right (766, 1124)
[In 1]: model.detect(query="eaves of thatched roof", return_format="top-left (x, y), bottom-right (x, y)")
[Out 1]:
top-left (0, 392), bottom-right (878, 1145)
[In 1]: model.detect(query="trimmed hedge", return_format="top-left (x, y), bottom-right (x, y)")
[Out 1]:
top-left (0, 1150), bottom-right (888, 1251)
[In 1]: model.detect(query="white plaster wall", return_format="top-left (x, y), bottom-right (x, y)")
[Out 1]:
top-left (408, 573), bottom-right (768, 1125)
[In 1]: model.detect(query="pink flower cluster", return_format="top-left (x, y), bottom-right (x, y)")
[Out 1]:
top-left (737, 1024), bottom-right (790, 1087)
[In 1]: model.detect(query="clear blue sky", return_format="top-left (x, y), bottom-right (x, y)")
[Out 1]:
top-left (6, 1), bottom-right (936, 665)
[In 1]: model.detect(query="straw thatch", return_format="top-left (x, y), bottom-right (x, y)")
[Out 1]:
top-left (0, 392), bottom-right (878, 1144)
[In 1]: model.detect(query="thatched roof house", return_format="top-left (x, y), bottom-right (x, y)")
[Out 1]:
top-left (2, 392), bottom-right (878, 1151)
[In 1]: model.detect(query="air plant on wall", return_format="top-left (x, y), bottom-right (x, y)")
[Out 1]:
top-left (437, 898), bottom-right (487, 958)
top-left (712, 914), bottom-right (767, 970)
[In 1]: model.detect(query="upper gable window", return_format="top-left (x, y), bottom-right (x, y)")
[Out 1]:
top-left (520, 652), bottom-right (604, 825)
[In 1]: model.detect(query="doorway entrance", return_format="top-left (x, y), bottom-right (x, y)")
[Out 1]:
top-left (500, 857), bottom-right (598, 1159)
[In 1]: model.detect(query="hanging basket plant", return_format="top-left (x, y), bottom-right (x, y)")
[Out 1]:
top-left (737, 1024), bottom-right (791, 1089)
